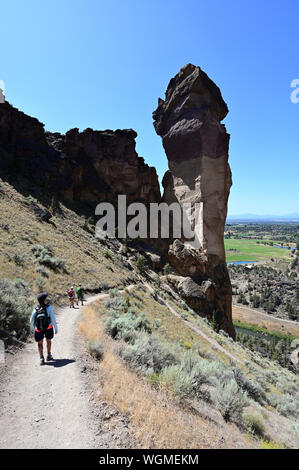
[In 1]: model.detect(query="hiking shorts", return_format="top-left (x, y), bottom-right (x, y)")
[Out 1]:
top-left (34, 328), bottom-right (54, 342)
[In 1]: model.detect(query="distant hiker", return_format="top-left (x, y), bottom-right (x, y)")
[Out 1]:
top-left (30, 292), bottom-right (58, 366)
top-left (76, 284), bottom-right (84, 306)
top-left (68, 286), bottom-right (75, 308)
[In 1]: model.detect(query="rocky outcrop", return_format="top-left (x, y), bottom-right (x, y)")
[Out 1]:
top-left (0, 101), bottom-right (160, 207)
top-left (153, 64), bottom-right (234, 337)
top-left (0, 65), bottom-right (234, 337)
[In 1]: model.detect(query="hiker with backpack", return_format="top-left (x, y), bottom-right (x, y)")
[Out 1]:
top-left (68, 286), bottom-right (75, 308)
top-left (30, 292), bottom-right (58, 366)
top-left (76, 284), bottom-right (84, 306)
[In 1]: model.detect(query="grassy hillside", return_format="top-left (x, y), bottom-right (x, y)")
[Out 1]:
top-left (0, 178), bottom-right (137, 342)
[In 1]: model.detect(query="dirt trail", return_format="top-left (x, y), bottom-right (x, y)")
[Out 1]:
top-left (0, 282), bottom-right (245, 450)
top-left (0, 293), bottom-right (113, 449)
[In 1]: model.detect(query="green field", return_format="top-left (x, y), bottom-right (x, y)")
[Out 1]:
top-left (225, 239), bottom-right (292, 262)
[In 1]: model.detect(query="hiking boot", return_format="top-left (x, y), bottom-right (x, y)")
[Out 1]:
top-left (47, 353), bottom-right (54, 361)
top-left (40, 356), bottom-right (45, 366)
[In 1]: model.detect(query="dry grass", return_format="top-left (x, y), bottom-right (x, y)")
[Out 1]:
top-left (79, 303), bottom-right (254, 449)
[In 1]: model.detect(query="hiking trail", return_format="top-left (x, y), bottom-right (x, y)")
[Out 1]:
top-left (0, 293), bottom-right (132, 449)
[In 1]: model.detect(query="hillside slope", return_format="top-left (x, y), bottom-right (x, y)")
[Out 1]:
top-left (0, 177), bottom-right (137, 342)
top-left (0, 176), bottom-right (298, 449)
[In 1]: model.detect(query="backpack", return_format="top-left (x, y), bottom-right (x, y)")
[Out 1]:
top-left (76, 287), bottom-right (82, 295)
top-left (34, 305), bottom-right (50, 332)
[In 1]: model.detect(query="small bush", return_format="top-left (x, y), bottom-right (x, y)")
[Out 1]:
top-left (243, 411), bottom-right (265, 436)
top-left (1, 222), bottom-right (9, 231)
top-left (88, 340), bottom-right (104, 360)
top-left (288, 420), bottom-right (299, 438)
top-left (24, 195), bottom-right (38, 206)
top-left (121, 331), bottom-right (179, 373)
top-left (99, 281), bottom-right (110, 291)
top-left (102, 249), bottom-right (113, 260)
top-left (32, 244), bottom-right (66, 271)
top-left (268, 392), bottom-right (299, 419)
top-left (233, 367), bottom-right (266, 404)
top-left (163, 263), bottom-right (172, 275)
top-left (34, 276), bottom-right (46, 292)
top-left (159, 365), bottom-right (197, 401)
top-left (14, 253), bottom-right (26, 266)
top-left (0, 278), bottom-right (34, 342)
top-left (105, 309), bottom-right (151, 343)
top-left (134, 255), bottom-right (148, 273)
top-left (104, 294), bottom-right (126, 314)
top-left (210, 379), bottom-right (248, 422)
top-left (36, 266), bottom-right (50, 278)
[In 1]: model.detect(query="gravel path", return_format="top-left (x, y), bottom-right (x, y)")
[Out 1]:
top-left (0, 294), bottom-right (132, 449)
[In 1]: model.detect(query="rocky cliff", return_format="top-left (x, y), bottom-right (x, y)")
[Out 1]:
top-left (0, 101), bottom-right (160, 206)
top-left (153, 64), bottom-right (234, 337)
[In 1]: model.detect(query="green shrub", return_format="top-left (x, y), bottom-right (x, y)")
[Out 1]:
top-left (104, 294), bottom-right (126, 315)
top-left (268, 392), bottom-right (299, 419)
top-left (88, 340), bottom-right (104, 360)
top-left (0, 278), bottom-right (34, 342)
top-left (14, 252), bottom-right (26, 266)
top-left (134, 255), bottom-right (148, 273)
top-left (32, 244), bottom-right (66, 271)
top-left (102, 249), bottom-right (113, 260)
top-left (105, 310), bottom-right (151, 342)
top-left (233, 367), bottom-right (266, 404)
top-left (159, 365), bottom-right (197, 400)
top-left (24, 195), bottom-right (38, 206)
top-left (243, 411), bottom-right (265, 436)
top-left (181, 352), bottom-right (217, 389)
top-left (210, 379), bottom-right (248, 422)
top-left (36, 266), bottom-right (50, 278)
top-left (120, 331), bottom-right (179, 373)
top-left (34, 276), bottom-right (46, 292)
top-left (163, 263), bottom-right (172, 275)
top-left (99, 281), bottom-right (110, 291)
top-left (288, 420), bottom-right (299, 438)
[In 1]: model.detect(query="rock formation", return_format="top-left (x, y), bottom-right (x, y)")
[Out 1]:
top-left (0, 101), bottom-right (160, 207)
top-left (0, 65), bottom-right (234, 337)
top-left (153, 64), bottom-right (234, 337)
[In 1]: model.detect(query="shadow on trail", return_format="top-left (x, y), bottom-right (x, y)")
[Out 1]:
top-left (45, 359), bottom-right (76, 367)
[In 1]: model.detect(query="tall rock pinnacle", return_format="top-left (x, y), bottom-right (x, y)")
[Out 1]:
top-left (153, 64), bottom-right (234, 337)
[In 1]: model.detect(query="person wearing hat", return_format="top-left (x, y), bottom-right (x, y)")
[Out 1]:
top-left (30, 292), bottom-right (58, 365)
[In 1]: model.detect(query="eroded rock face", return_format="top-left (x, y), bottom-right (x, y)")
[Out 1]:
top-left (153, 64), bottom-right (234, 337)
top-left (0, 101), bottom-right (160, 207)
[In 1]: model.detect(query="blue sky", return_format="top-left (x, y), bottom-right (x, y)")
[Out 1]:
top-left (1, 0), bottom-right (298, 215)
